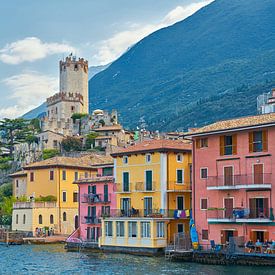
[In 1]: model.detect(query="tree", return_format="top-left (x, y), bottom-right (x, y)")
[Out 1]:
top-left (85, 132), bottom-right (98, 149)
top-left (61, 137), bottom-right (83, 152)
top-left (42, 149), bottom-right (59, 160)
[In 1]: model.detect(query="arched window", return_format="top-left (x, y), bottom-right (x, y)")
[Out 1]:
top-left (16, 214), bottom-right (18, 224)
top-left (39, 214), bottom-right (43, 224)
top-left (23, 214), bottom-right (26, 224)
top-left (50, 214), bottom-right (54, 224)
top-left (63, 212), bottom-right (67, 222)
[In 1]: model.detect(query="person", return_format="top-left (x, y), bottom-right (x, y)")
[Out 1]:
top-left (255, 239), bottom-right (262, 253)
top-left (262, 239), bottom-right (269, 253)
top-left (245, 240), bottom-right (254, 253)
top-left (267, 240), bottom-right (275, 254)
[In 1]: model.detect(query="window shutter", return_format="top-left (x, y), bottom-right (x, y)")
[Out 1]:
top-left (232, 134), bottom-right (237, 155)
top-left (249, 132), bottom-right (253, 153)
top-left (220, 136), bottom-right (225, 156)
top-left (249, 198), bottom-right (256, 218)
top-left (262, 129), bottom-right (268, 152)
top-left (233, 230), bottom-right (238, 237)
top-left (196, 139), bottom-right (200, 149)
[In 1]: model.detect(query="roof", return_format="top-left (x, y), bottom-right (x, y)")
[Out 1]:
top-left (95, 136), bottom-right (113, 140)
top-left (111, 139), bottom-right (192, 156)
top-left (94, 124), bottom-right (122, 132)
top-left (9, 170), bottom-right (27, 178)
top-left (185, 113), bottom-right (275, 137)
top-left (23, 154), bottom-right (113, 170)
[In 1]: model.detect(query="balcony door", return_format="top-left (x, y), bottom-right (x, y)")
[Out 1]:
top-left (121, 198), bottom-right (131, 215)
top-left (144, 197), bottom-right (153, 216)
top-left (145, 170), bottom-right (153, 191)
top-left (249, 198), bottom-right (268, 218)
top-left (123, 172), bottom-right (130, 192)
top-left (224, 166), bottom-right (233, 186)
top-left (224, 198), bottom-right (233, 218)
top-left (253, 164), bottom-right (263, 185)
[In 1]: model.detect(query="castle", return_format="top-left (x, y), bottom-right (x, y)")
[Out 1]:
top-left (42, 55), bottom-right (89, 136)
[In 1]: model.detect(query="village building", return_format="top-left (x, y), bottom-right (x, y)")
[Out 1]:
top-left (10, 154), bottom-right (110, 236)
top-left (99, 139), bottom-right (192, 254)
top-left (185, 113), bottom-right (275, 246)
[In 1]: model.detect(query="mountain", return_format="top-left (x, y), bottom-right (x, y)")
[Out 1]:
top-left (22, 64), bottom-right (110, 119)
top-left (89, 0), bottom-right (275, 131)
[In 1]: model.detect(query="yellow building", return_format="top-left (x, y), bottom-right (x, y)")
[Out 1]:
top-left (100, 139), bottom-right (192, 254)
top-left (10, 155), bottom-right (111, 235)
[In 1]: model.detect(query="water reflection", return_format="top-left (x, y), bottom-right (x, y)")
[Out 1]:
top-left (0, 244), bottom-right (274, 274)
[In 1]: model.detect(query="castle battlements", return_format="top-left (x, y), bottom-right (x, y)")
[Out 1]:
top-left (46, 92), bottom-right (84, 107)
top-left (60, 56), bottom-right (88, 74)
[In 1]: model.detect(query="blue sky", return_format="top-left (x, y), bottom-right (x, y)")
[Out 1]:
top-left (0, 0), bottom-right (213, 118)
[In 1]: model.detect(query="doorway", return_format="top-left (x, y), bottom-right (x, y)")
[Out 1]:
top-left (224, 198), bottom-right (234, 218)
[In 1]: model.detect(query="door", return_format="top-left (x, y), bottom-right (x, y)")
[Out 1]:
top-left (91, 185), bottom-right (97, 194)
top-left (74, 215), bottom-right (79, 230)
top-left (104, 185), bottom-right (109, 202)
top-left (144, 197), bottom-right (153, 216)
top-left (145, 170), bottom-right (153, 191)
top-left (178, 224), bottom-right (184, 233)
top-left (177, 196), bottom-right (184, 210)
top-left (253, 164), bottom-right (263, 184)
top-left (121, 198), bottom-right (130, 216)
top-left (224, 166), bottom-right (233, 186)
top-left (224, 198), bottom-right (233, 218)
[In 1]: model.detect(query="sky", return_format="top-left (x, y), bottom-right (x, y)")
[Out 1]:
top-left (0, 0), bottom-right (213, 119)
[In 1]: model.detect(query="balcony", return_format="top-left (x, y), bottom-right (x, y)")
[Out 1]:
top-left (81, 216), bottom-right (101, 225)
top-left (135, 181), bottom-right (156, 192)
top-left (207, 207), bottom-right (273, 223)
top-left (206, 173), bottom-right (272, 190)
top-left (167, 181), bottom-right (192, 192)
top-left (81, 193), bottom-right (112, 204)
top-left (13, 202), bottom-right (57, 209)
top-left (100, 208), bottom-right (191, 219)
top-left (115, 182), bottom-right (132, 193)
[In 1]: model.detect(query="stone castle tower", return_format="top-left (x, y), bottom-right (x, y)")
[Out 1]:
top-left (42, 55), bottom-right (89, 135)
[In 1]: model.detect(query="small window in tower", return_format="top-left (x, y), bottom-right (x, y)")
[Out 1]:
top-left (71, 106), bottom-right (75, 112)
top-left (55, 107), bottom-right (58, 114)
top-left (74, 64), bottom-right (78, 70)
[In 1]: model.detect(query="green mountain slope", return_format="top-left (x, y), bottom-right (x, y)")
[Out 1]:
top-left (89, 0), bottom-right (275, 131)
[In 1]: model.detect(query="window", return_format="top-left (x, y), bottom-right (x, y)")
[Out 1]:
top-left (157, 222), bottom-right (165, 238)
top-left (62, 191), bottom-right (67, 202)
top-left (128, 221), bottom-right (137, 238)
top-left (105, 221), bottom-right (113, 237)
top-left (200, 168), bottom-right (208, 179)
top-left (145, 154), bottom-right (151, 163)
top-left (63, 212), bottom-right (67, 221)
top-left (202, 229), bottom-right (209, 240)
top-left (145, 170), bottom-right (153, 191)
top-left (16, 180), bottom-right (19, 188)
top-left (249, 130), bottom-right (268, 153)
top-left (23, 214), bottom-right (26, 224)
top-left (62, 170), bottom-right (66, 180)
top-left (84, 171), bottom-right (89, 178)
top-left (39, 214), bottom-right (43, 224)
top-left (177, 196), bottom-right (184, 210)
top-left (220, 135), bottom-right (237, 156)
top-left (178, 224), bottom-right (184, 233)
top-left (122, 172), bottom-right (130, 192)
top-left (200, 198), bottom-right (208, 210)
top-left (50, 215), bottom-right (54, 224)
top-left (177, 169), bottom-right (184, 184)
top-left (101, 206), bottom-right (110, 217)
top-left (144, 197), bottom-right (153, 216)
top-left (123, 156), bottom-right (128, 164)
top-left (116, 221), bottom-right (125, 237)
top-left (141, 222), bottom-right (151, 238)
top-left (103, 167), bottom-right (113, 176)
top-left (74, 171), bottom-right (78, 181)
top-left (16, 214), bottom-right (18, 224)
top-left (196, 138), bottom-right (208, 148)
top-left (177, 154), bottom-right (183, 162)
top-left (30, 172), bottom-right (34, 182)
top-left (121, 198), bottom-right (131, 215)
top-left (71, 106), bottom-right (75, 112)
top-left (50, 170), bottom-right (54, 181)
top-left (73, 192), bottom-right (78, 203)
top-left (104, 185), bottom-right (109, 202)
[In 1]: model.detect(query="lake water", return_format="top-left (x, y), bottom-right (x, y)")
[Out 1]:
top-left (0, 244), bottom-right (274, 274)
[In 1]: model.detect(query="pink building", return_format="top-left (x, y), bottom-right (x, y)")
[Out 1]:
top-left (186, 113), bottom-right (275, 246)
top-left (67, 161), bottom-right (116, 247)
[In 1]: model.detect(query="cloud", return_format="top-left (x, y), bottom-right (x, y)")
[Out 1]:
top-left (0, 37), bottom-right (75, 65)
top-left (0, 72), bottom-right (58, 118)
top-left (92, 0), bottom-right (214, 65)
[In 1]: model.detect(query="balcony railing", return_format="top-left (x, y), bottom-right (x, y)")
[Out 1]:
top-left (167, 181), bottom-right (192, 192)
top-left (13, 202), bottom-right (57, 209)
top-left (81, 193), bottom-right (112, 204)
top-left (81, 216), bottom-right (101, 225)
top-left (207, 207), bottom-right (273, 221)
top-left (115, 182), bottom-right (132, 193)
top-left (100, 208), bottom-right (191, 219)
top-left (135, 181), bottom-right (156, 192)
top-left (206, 173), bottom-right (272, 189)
